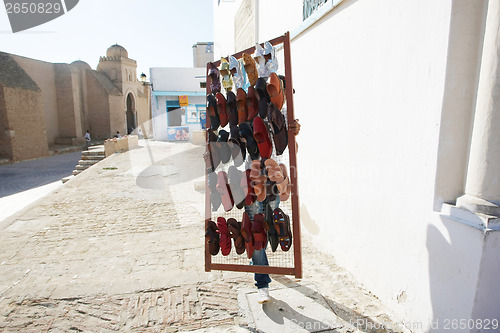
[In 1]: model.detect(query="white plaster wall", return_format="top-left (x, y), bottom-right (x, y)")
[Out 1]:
top-left (256, 0), bottom-right (302, 43)
top-left (289, 0), bottom-right (460, 327)
top-left (213, 0), bottom-right (496, 329)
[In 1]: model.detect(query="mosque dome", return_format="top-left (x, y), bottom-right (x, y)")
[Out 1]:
top-left (106, 44), bottom-right (128, 58)
top-left (70, 60), bottom-right (91, 70)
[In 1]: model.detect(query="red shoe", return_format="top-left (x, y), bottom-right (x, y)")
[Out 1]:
top-left (253, 117), bottom-right (272, 159)
top-left (246, 86), bottom-right (258, 122)
top-left (236, 88), bottom-right (247, 125)
top-left (217, 217), bottom-right (231, 256)
top-left (216, 171), bottom-right (234, 212)
top-left (240, 212), bottom-right (254, 259)
top-left (215, 92), bottom-right (228, 128)
top-left (252, 213), bottom-right (267, 251)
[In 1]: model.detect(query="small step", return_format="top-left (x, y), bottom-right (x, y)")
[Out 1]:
top-left (82, 150), bottom-right (105, 157)
top-left (61, 175), bottom-right (74, 183)
top-left (72, 170), bottom-right (82, 176)
top-left (75, 165), bottom-right (89, 171)
top-left (78, 159), bottom-right (101, 166)
top-left (82, 155), bottom-right (105, 161)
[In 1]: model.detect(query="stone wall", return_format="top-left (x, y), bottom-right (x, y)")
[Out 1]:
top-left (85, 72), bottom-right (111, 140)
top-left (0, 87), bottom-right (13, 160)
top-left (11, 55), bottom-right (59, 145)
top-left (2, 86), bottom-right (48, 161)
top-left (54, 64), bottom-right (78, 139)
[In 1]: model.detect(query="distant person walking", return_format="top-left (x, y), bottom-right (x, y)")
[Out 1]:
top-left (84, 130), bottom-right (91, 150)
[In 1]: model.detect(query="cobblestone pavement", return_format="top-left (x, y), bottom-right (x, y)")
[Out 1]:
top-left (0, 141), bottom-right (407, 332)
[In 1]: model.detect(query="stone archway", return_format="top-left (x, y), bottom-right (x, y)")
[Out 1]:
top-left (126, 93), bottom-right (136, 135)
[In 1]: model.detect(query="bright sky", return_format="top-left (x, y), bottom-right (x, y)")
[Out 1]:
top-left (0, 0), bottom-right (213, 77)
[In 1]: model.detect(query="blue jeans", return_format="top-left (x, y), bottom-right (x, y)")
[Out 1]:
top-left (245, 198), bottom-right (280, 289)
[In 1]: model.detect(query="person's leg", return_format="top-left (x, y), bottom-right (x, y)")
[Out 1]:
top-left (252, 248), bottom-right (271, 288)
top-left (245, 201), bottom-right (272, 289)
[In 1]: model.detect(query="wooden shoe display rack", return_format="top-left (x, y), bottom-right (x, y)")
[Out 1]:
top-left (205, 32), bottom-right (302, 278)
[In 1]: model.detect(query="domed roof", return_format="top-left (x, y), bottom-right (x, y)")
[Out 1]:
top-left (70, 60), bottom-right (91, 69)
top-left (106, 44), bottom-right (128, 58)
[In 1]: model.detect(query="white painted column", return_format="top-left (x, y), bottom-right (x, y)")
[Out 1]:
top-left (457, 0), bottom-right (500, 217)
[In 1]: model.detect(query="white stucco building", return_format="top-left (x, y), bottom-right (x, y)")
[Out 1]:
top-left (213, 0), bottom-right (500, 331)
top-left (150, 67), bottom-right (207, 141)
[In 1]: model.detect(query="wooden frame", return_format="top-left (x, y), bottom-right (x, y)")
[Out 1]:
top-left (204, 32), bottom-right (302, 278)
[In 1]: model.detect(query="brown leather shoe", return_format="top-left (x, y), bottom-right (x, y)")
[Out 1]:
top-left (246, 86), bottom-right (258, 122)
top-left (236, 88), bottom-right (248, 125)
top-left (243, 53), bottom-right (258, 86)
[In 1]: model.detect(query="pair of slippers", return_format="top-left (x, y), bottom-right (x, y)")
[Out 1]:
top-left (267, 73), bottom-right (285, 111)
top-left (240, 212), bottom-right (267, 258)
top-left (205, 217), bottom-right (245, 256)
top-left (208, 62), bottom-right (221, 94)
top-left (272, 208), bottom-right (292, 252)
top-left (236, 87), bottom-right (258, 124)
top-left (207, 92), bottom-right (230, 131)
top-left (219, 57), bottom-right (233, 92)
top-left (267, 103), bottom-right (288, 155)
top-left (254, 41), bottom-right (278, 79)
top-left (264, 158), bottom-right (291, 201)
top-left (208, 170), bottom-right (234, 212)
top-left (206, 128), bottom-right (245, 171)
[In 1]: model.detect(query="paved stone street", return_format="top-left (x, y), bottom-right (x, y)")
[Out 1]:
top-left (0, 151), bottom-right (82, 198)
top-left (0, 141), bottom-right (407, 332)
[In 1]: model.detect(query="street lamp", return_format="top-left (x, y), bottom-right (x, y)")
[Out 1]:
top-left (140, 72), bottom-right (147, 83)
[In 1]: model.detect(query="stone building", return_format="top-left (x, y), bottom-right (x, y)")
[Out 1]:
top-left (0, 44), bottom-right (151, 162)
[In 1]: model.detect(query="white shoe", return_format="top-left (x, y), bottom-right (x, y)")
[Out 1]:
top-left (257, 288), bottom-right (270, 303)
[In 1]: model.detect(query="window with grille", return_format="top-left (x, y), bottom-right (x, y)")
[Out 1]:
top-left (303, 0), bottom-right (328, 20)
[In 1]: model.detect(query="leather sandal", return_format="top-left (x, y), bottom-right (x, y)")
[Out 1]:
top-left (241, 212), bottom-right (254, 258)
top-left (255, 78), bottom-right (270, 119)
top-left (239, 122), bottom-right (260, 160)
top-left (243, 53), bottom-right (258, 86)
top-left (250, 160), bottom-right (266, 202)
top-left (246, 86), bottom-right (259, 122)
top-left (252, 213), bottom-right (267, 251)
top-left (265, 204), bottom-right (279, 252)
top-left (253, 116), bottom-right (272, 159)
top-left (217, 217), bottom-right (231, 256)
top-left (267, 72), bottom-right (285, 110)
top-left (207, 94), bottom-right (220, 130)
top-left (216, 129), bottom-right (231, 164)
top-left (228, 166), bottom-right (245, 209)
top-left (208, 62), bottom-right (221, 93)
top-left (273, 208), bottom-right (292, 252)
top-left (242, 169), bottom-right (256, 206)
top-left (227, 218), bottom-right (245, 255)
top-left (205, 220), bottom-right (220, 255)
top-left (215, 92), bottom-right (228, 128)
top-left (216, 171), bottom-right (234, 212)
top-left (220, 57), bottom-right (233, 92)
top-left (267, 103), bottom-right (288, 155)
top-left (227, 91), bottom-right (238, 127)
top-left (236, 88), bottom-right (248, 125)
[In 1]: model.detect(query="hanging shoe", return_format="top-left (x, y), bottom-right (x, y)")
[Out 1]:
top-left (264, 41), bottom-right (278, 75)
top-left (255, 78), bottom-right (270, 119)
top-left (243, 53), bottom-right (258, 86)
top-left (208, 62), bottom-right (221, 93)
top-left (253, 43), bottom-right (269, 79)
top-left (220, 57), bottom-right (233, 92)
